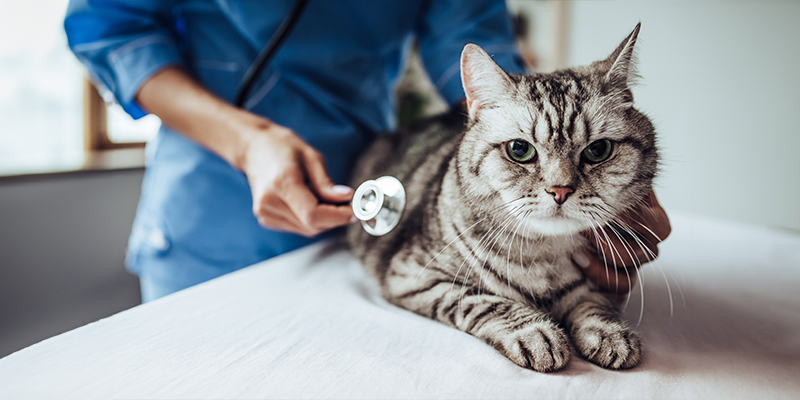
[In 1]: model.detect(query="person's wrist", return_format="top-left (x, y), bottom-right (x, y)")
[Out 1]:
top-left (230, 111), bottom-right (277, 172)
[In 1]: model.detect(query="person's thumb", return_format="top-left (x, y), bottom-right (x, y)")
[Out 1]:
top-left (302, 150), bottom-right (353, 203)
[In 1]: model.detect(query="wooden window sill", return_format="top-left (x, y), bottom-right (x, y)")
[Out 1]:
top-left (0, 148), bottom-right (145, 182)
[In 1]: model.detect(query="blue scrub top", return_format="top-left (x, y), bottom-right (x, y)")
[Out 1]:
top-left (65, 0), bottom-right (526, 291)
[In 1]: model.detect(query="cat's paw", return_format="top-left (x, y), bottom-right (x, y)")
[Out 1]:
top-left (572, 324), bottom-right (642, 370)
top-left (499, 322), bottom-right (570, 372)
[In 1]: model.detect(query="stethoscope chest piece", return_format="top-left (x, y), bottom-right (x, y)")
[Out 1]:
top-left (352, 176), bottom-right (405, 236)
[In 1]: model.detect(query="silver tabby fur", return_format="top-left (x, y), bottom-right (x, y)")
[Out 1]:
top-left (347, 24), bottom-right (656, 372)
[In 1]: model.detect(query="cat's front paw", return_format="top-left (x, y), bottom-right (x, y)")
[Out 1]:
top-left (499, 322), bottom-right (570, 372)
top-left (572, 325), bottom-right (642, 369)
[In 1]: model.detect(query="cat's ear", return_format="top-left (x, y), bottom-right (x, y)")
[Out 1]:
top-left (461, 44), bottom-right (513, 120)
top-left (603, 23), bottom-right (641, 100)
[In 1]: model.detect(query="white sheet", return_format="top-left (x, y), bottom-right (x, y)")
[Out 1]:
top-left (1, 213), bottom-right (799, 399)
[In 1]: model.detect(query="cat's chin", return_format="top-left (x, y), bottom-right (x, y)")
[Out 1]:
top-left (525, 216), bottom-right (585, 237)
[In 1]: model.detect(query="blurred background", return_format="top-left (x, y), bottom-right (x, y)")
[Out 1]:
top-left (1, 0), bottom-right (798, 358)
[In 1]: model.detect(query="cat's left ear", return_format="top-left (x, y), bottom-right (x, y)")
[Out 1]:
top-left (603, 23), bottom-right (641, 102)
top-left (461, 44), bottom-right (514, 121)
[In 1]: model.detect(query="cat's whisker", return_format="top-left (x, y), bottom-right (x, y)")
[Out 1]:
top-left (453, 217), bottom-right (504, 313)
top-left (587, 219), bottom-right (613, 288)
top-left (521, 217), bottom-right (544, 282)
top-left (426, 197), bottom-right (526, 307)
top-left (621, 217), bottom-right (681, 313)
top-left (579, 215), bottom-right (630, 310)
top-left (587, 218), bottom-right (632, 315)
top-left (621, 232), bottom-right (683, 317)
top-left (414, 216), bottom-right (487, 284)
top-left (603, 221), bottom-right (643, 318)
top-left (598, 206), bottom-right (635, 265)
top-left (465, 208), bottom-right (519, 302)
top-left (608, 217), bottom-right (677, 321)
top-left (580, 212), bottom-right (634, 304)
top-left (609, 231), bottom-right (638, 311)
top-left (602, 213), bottom-right (667, 324)
top-left (452, 210), bottom-right (506, 288)
top-left (631, 195), bottom-right (659, 221)
top-left (478, 205), bottom-right (524, 294)
top-left (518, 210), bottom-right (532, 272)
top-left (585, 207), bottom-right (647, 320)
top-left (586, 214), bottom-right (648, 323)
top-left (438, 196), bottom-right (524, 280)
top-left (453, 202), bottom-right (523, 309)
top-left (598, 220), bottom-right (647, 325)
top-left (504, 209), bottom-right (532, 291)
top-left (631, 219), bottom-right (667, 244)
top-left (604, 223), bottom-right (640, 288)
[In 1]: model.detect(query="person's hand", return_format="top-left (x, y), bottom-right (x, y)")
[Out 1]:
top-left (571, 190), bottom-right (671, 295)
top-left (133, 67), bottom-right (354, 237)
top-left (240, 119), bottom-right (355, 237)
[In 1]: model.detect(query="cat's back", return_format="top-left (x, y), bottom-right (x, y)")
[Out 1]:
top-left (348, 109), bottom-right (466, 186)
top-left (347, 109), bottom-right (467, 269)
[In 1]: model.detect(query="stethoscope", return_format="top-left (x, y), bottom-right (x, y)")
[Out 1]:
top-left (234, 0), bottom-right (405, 236)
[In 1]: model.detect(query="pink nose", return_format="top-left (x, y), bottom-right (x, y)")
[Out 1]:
top-left (546, 186), bottom-right (574, 205)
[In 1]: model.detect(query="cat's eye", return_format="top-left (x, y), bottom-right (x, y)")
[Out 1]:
top-left (506, 140), bottom-right (536, 163)
top-left (582, 139), bottom-right (613, 164)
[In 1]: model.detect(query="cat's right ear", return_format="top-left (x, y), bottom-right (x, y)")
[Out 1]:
top-left (602, 23), bottom-right (641, 103)
top-left (461, 44), bottom-right (513, 121)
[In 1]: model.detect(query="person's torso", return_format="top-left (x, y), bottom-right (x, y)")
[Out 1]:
top-left (129, 0), bottom-right (428, 277)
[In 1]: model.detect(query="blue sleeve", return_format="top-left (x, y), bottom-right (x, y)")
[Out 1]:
top-left (415, 0), bottom-right (527, 107)
top-left (64, 0), bottom-right (182, 119)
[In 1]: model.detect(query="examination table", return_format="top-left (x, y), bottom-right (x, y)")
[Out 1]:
top-left (1, 213), bottom-right (799, 399)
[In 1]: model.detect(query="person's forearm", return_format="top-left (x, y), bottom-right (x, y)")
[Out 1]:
top-left (135, 65), bottom-right (354, 235)
top-left (134, 66), bottom-right (266, 170)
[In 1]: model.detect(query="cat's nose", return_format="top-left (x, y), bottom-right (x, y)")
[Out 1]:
top-left (546, 186), bottom-right (574, 205)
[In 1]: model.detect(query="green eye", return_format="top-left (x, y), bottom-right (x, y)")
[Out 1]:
top-left (582, 139), bottom-right (613, 164)
top-left (506, 140), bottom-right (536, 163)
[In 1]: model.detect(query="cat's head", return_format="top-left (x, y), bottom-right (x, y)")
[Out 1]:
top-left (457, 23), bottom-right (657, 236)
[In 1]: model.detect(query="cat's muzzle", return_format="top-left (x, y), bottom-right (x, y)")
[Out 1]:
top-left (352, 176), bottom-right (406, 236)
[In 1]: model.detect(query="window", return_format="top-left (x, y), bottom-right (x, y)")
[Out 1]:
top-left (0, 0), bottom-right (157, 175)
top-left (83, 77), bottom-right (159, 150)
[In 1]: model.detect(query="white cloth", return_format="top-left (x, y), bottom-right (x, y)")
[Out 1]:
top-left (1, 213), bottom-right (799, 399)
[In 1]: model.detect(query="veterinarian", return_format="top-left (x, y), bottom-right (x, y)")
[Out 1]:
top-left (65, 0), bottom-right (669, 302)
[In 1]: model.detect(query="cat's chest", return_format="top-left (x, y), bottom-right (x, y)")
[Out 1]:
top-left (483, 235), bottom-right (587, 301)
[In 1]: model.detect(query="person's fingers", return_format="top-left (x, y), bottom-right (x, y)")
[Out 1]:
top-left (282, 176), bottom-right (354, 233)
top-left (584, 226), bottom-right (656, 271)
top-left (622, 190), bottom-right (671, 245)
top-left (253, 190), bottom-right (317, 236)
top-left (575, 190), bottom-right (671, 295)
top-left (302, 150), bottom-right (354, 204)
top-left (585, 190), bottom-right (669, 269)
top-left (572, 248), bottom-right (639, 294)
top-left (255, 212), bottom-right (314, 236)
top-left (310, 203), bottom-right (357, 229)
top-left (281, 175), bottom-right (324, 228)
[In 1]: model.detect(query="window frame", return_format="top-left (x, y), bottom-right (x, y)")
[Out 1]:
top-left (83, 75), bottom-right (146, 151)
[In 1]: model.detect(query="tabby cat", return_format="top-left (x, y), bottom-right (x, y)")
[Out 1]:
top-left (347, 24), bottom-right (656, 371)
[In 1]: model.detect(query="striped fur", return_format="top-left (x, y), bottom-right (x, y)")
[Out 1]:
top-left (348, 24), bottom-right (654, 371)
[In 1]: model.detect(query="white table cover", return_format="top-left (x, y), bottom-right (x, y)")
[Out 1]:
top-left (2, 213), bottom-right (799, 399)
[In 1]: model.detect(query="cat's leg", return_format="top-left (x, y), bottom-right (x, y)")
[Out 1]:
top-left (388, 280), bottom-right (570, 372)
top-left (558, 292), bottom-right (642, 369)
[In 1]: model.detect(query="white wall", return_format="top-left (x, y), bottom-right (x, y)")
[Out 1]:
top-left (567, 1), bottom-right (800, 232)
top-left (0, 170), bottom-right (143, 358)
